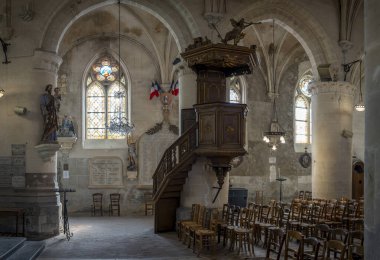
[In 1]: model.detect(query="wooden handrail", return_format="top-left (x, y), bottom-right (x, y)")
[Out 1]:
top-left (152, 123), bottom-right (197, 199)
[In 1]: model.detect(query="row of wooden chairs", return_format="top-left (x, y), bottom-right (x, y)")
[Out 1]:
top-left (255, 229), bottom-right (363, 260)
top-left (213, 202), bottom-right (364, 259)
top-left (177, 204), bottom-right (219, 256)
top-left (92, 193), bottom-right (120, 216)
top-left (298, 191), bottom-right (312, 200)
top-left (176, 198), bottom-right (364, 258)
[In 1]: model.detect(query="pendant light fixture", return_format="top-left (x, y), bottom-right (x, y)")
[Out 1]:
top-left (354, 60), bottom-right (365, 112)
top-left (262, 19), bottom-right (286, 151)
top-left (107, 0), bottom-right (134, 135)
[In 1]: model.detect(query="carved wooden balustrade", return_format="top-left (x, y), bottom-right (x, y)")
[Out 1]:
top-left (152, 123), bottom-right (197, 201)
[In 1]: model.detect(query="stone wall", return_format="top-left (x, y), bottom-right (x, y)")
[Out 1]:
top-left (229, 63), bottom-right (312, 204)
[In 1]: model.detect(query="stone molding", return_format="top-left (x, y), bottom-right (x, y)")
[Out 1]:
top-left (25, 172), bottom-right (58, 189)
top-left (308, 81), bottom-right (355, 96)
top-left (34, 143), bottom-right (61, 162)
top-left (175, 61), bottom-right (195, 76)
top-left (57, 136), bottom-right (77, 155)
top-left (33, 49), bottom-right (63, 73)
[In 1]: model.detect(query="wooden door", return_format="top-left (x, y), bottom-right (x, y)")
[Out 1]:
top-left (352, 159), bottom-right (364, 200)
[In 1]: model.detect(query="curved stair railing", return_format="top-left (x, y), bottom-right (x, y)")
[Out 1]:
top-left (152, 123), bottom-right (197, 201)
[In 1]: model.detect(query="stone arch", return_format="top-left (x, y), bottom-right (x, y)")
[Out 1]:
top-left (235, 0), bottom-right (339, 79)
top-left (40, 0), bottom-right (199, 54)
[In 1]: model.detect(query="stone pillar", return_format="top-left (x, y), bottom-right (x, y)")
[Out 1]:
top-left (309, 81), bottom-right (355, 199)
top-left (365, 1), bottom-right (380, 258)
top-left (177, 64), bottom-right (197, 134)
top-left (25, 50), bottom-right (62, 239)
top-left (181, 158), bottom-right (229, 208)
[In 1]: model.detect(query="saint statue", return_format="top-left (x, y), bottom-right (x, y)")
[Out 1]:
top-left (40, 84), bottom-right (58, 143)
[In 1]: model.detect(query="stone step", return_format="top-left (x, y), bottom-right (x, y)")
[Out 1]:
top-left (0, 237), bottom-right (26, 259)
top-left (6, 241), bottom-right (45, 260)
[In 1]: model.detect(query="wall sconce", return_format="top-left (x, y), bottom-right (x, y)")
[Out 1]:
top-left (14, 106), bottom-right (27, 115)
top-left (0, 88), bottom-right (4, 98)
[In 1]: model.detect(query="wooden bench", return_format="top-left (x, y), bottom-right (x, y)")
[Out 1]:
top-left (0, 208), bottom-right (25, 236)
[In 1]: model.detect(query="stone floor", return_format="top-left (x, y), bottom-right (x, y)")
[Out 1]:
top-left (38, 215), bottom-right (267, 260)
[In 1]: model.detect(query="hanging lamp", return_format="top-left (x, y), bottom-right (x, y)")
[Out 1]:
top-left (107, 0), bottom-right (134, 135)
top-left (262, 19), bottom-right (286, 151)
top-left (354, 60), bottom-right (365, 112)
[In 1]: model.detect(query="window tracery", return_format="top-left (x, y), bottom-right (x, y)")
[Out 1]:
top-left (86, 56), bottom-right (127, 140)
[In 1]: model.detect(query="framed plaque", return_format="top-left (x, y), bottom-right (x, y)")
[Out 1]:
top-left (89, 157), bottom-right (124, 188)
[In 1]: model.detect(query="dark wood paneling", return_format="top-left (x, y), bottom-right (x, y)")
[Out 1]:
top-left (181, 108), bottom-right (196, 134)
top-left (154, 198), bottom-right (179, 233)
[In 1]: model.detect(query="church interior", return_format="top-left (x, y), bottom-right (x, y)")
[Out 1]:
top-left (0, 0), bottom-right (378, 259)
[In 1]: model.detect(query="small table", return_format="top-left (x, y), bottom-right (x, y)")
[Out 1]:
top-left (276, 177), bottom-right (287, 203)
top-left (0, 208), bottom-right (25, 236)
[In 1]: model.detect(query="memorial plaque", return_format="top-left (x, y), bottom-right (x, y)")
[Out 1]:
top-left (89, 157), bottom-right (124, 188)
top-left (11, 144), bottom-right (26, 156)
top-left (0, 157), bottom-right (12, 188)
top-left (12, 176), bottom-right (25, 188)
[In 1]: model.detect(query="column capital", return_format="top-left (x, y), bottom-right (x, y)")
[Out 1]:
top-left (174, 60), bottom-right (195, 77)
top-left (308, 81), bottom-right (355, 96)
top-left (33, 49), bottom-right (63, 73)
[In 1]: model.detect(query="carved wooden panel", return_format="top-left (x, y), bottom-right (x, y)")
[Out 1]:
top-left (198, 113), bottom-right (216, 145)
top-left (181, 108), bottom-right (196, 133)
top-left (197, 70), bottom-right (226, 104)
top-left (222, 113), bottom-right (241, 145)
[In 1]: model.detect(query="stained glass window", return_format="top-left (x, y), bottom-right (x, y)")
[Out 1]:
top-left (294, 73), bottom-right (312, 144)
top-left (86, 56), bottom-right (127, 139)
top-left (229, 77), bottom-right (242, 103)
top-left (92, 57), bottom-right (119, 82)
top-left (299, 76), bottom-right (312, 97)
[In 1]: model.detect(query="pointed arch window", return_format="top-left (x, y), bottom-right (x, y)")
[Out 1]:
top-left (85, 55), bottom-right (127, 140)
top-left (294, 75), bottom-right (312, 144)
top-left (228, 77), bottom-right (242, 103)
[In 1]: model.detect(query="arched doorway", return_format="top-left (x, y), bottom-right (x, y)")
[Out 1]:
top-left (352, 158), bottom-right (364, 200)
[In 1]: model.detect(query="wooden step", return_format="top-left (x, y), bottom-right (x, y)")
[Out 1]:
top-left (160, 191), bottom-right (181, 199)
top-left (163, 185), bottom-right (183, 192)
top-left (168, 178), bottom-right (187, 186)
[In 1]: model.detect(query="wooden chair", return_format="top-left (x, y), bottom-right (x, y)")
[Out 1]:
top-left (313, 223), bottom-right (332, 242)
top-left (305, 191), bottom-right (312, 200)
top-left (109, 193), bottom-right (120, 216)
top-left (245, 228), bottom-right (285, 260)
top-left (330, 228), bottom-right (348, 244)
top-left (224, 206), bottom-right (241, 249)
top-left (265, 228), bottom-right (286, 260)
top-left (299, 204), bottom-right (315, 237)
top-left (194, 208), bottom-right (219, 257)
top-left (255, 190), bottom-right (264, 205)
top-left (183, 205), bottom-right (205, 248)
top-left (92, 193), bottom-right (103, 216)
top-left (284, 230), bottom-right (304, 260)
top-left (233, 208), bottom-right (255, 256)
top-left (323, 240), bottom-right (346, 260)
top-left (348, 245), bottom-right (364, 260)
top-left (347, 230), bottom-right (363, 246)
top-left (303, 237), bottom-right (322, 260)
top-left (212, 203), bottom-right (229, 243)
top-left (178, 204), bottom-right (200, 240)
top-left (144, 192), bottom-right (154, 216)
top-left (255, 204), bottom-right (276, 247)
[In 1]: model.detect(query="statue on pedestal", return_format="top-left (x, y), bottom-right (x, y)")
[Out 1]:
top-left (40, 84), bottom-right (58, 143)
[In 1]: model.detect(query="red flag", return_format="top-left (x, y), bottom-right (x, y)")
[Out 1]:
top-left (149, 82), bottom-right (159, 100)
top-left (171, 80), bottom-right (179, 96)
